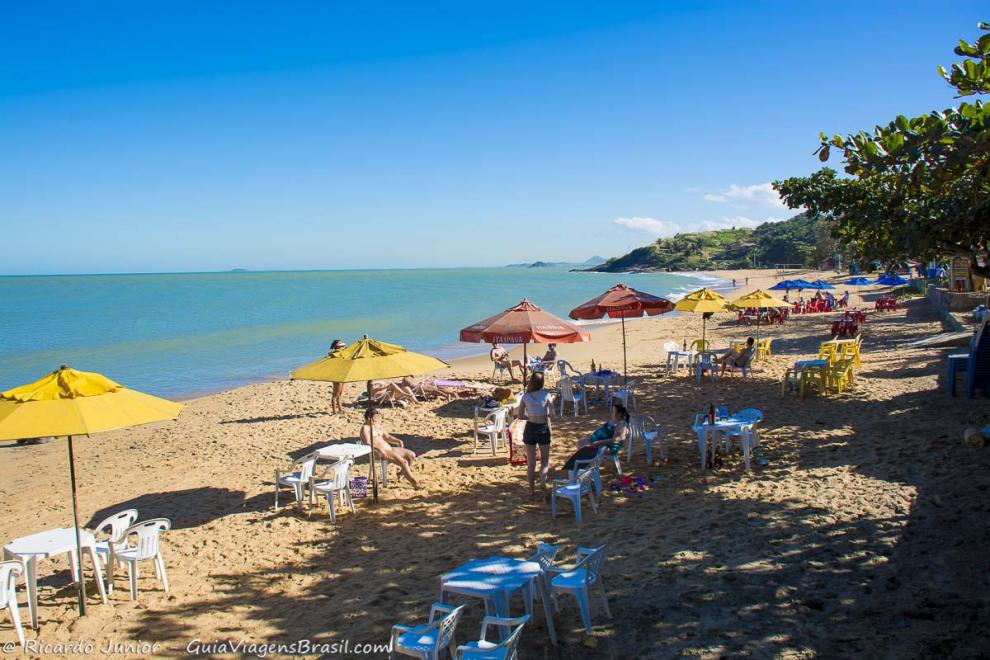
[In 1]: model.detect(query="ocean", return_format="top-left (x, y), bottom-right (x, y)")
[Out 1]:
top-left (0, 267), bottom-right (724, 399)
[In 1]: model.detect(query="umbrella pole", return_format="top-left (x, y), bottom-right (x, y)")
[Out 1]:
top-left (67, 435), bottom-right (87, 616)
top-left (366, 383), bottom-right (379, 504)
top-left (621, 315), bottom-right (628, 385)
top-left (523, 344), bottom-right (528, 385)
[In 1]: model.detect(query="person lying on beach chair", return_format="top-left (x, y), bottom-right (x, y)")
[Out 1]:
top-left (360, 407), bottom-right (420, 488)
top-left (561, 402), bottom-right (630, 472)
top-left (367, 379), bottom-right (419, 407)
top-left (490, 343), bottom-right (524, 381)
top-left (719, 337), bottom-right (755, 376)
top-left (401, 375), bottom-right (457, 401)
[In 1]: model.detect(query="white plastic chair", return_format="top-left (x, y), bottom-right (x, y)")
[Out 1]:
top-left (546, 545), bottom-right (610, 634)
top-left (556, 360), bottom-right (585, 383)
top-left (521, 542), bottom-right (559, 613)
top-left (274, 452), bottom-right (319, 510)
top-left (569, 446), bottom-right (605, 496)
top-left (695, 354), bottom-right (718, 383)
top-left (557, 378), bottom-right (587, 417)
top-left (0, 561), bottom-right (24, 649)
top-left (108, 518), bottom-right (171, 600)
top-left (91, 508), bottom-right (139, 570)
top-left (309, 458), bottom-right (355, 523)
top-left (390, 602), bottom-right (465, 660)
top-left (550, 468), bottom-right (598, 524)
top-left (628, 415), bottom-right (663, 464)
top-left (607, 380), bottom-right (638, 411)
top-left (474, 407), bottom-right (508, 455)
top-left (454, 614), bottom-right (529, 660)
top-left (723, 408), bottom-right (763, 462)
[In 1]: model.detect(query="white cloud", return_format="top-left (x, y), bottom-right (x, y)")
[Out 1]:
top-left (612, 217), bottom-right (679, 236)
top-left (613, 215), bottom-right (787, 237)
top-left (703, 183), bottom-right (786, 208)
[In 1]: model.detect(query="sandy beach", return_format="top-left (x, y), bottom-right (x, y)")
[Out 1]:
top-left (2, 269), bottom-right (989, 658)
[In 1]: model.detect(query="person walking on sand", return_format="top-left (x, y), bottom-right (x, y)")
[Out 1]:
top-left (360, 407), bottom-right (420, 488)
top-left (516, 372), bottom-right (554, 495)
top-left (329, 339), bottom-right (346, 414)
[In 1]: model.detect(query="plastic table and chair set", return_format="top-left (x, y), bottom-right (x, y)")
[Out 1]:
top-left (2, 510), bottom-right (172, 648)
top-left (691, 407), bottom-right (765, 471)
top-left (390, 543), bottom-right (612, 658)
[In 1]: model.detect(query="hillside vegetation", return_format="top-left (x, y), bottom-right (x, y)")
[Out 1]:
top-left (588, 213), bottom-right (833, 272)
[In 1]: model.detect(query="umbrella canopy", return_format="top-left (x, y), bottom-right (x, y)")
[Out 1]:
top-left (0, 368), bottom-right (183, 440)
top-left (673, 288), bottom-right (729, 346)
top-left (790, 279), bottom-right (817, 289)
top-left (768, 280), bottom-right (800, 291)
top-left (568, 283), bottom-right (674, 320)
top-left (730, 289), bottom-right (790, 310)
top-left (569, 283), bottom-right (674, 382)
top-left (290, 335), bottom-right (448, 383)
top-left (845, 277), bottom-right (874, 286)
top-left (460, 299), bottom-right (590, 345)
top-left (809, 279), bottom-right (835, 290)
top-left (875, 273), bottom-right (908, 286)
top-left (0, 366), bottom-right (183, 617)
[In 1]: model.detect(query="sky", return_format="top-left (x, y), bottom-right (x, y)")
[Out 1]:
top-left (0, 1), bottom-right (984, 274)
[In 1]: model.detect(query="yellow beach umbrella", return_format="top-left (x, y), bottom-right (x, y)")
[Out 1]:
top-left (730, 289), bottom-right (790, 356)
top-left (673, 288), bottom-right (729, 346)
top-left (290, 335), bottom-right (448, 502)
top-left (0, 366), bottom-right (183, 616)
top-left (290, 335), bottom-right (448, 382)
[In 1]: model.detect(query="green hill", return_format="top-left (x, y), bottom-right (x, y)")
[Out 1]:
top-left (588, 213), bottom-right (831, 272)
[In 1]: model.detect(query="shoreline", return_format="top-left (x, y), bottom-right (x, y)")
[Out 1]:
top-left (171, 272), bottom-right (737, 402)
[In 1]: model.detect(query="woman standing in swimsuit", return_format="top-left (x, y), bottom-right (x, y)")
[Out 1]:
top-left (516, 372), bottom-right (554, 495)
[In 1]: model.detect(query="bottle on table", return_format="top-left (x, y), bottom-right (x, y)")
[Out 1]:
top-left (683, 339), bottom-right (687, 351)
top-left (591, 359), bottom-right (596, 373)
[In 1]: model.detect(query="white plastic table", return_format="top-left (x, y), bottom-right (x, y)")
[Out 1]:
top-left (692, 418), bottom-right (756, 470)
top-left (441, 556), bottom-right (557, 645)
top-left (582, 371), bottom-right (620, 402)
top-left (3, 527), bottom-right (107, 628)
top-left (316, 442), bottom-right (373, 478)
top-left (665, 350), bottom-right (696, 374)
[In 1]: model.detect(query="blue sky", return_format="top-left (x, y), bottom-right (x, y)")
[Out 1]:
top-left (0, 1), bottom-right (983, 274)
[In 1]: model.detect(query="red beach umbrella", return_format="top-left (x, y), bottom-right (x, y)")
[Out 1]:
top-left (460, 299), bottom-right (590, 379)
top-left (569, 283), bottom-right (674, 382)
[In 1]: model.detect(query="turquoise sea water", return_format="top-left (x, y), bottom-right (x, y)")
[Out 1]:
top-left (0, 268), bottom-right (724, 399)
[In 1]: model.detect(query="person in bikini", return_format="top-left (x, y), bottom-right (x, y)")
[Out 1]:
top-left (561, 402), bottom-right (630, 471)
top-left (367, 379), bottom-right (419, 406)
top-left (329, 339), bottom-right (346, 414)
top-left (359, 407), bottom-right (420, 488)
top-left (490, 343), bottom-right (524, 381)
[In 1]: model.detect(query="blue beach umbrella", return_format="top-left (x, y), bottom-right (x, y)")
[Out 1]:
top-left (875, 274), bottom-right (908, 286)
top-left (845, 277), bottom-right (873, 286)
top-left (769, 280), bottom-right (798, 291)
top-left (809, 279), bottom-right (835, 290)
top-left (790, 279), bottom-right (816, 289)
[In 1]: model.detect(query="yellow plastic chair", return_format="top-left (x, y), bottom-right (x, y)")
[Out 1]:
top-left (757, 338), bottom-right (773, 360)
top-left (780, 368), bottom-right (799, 396)
top-left (799, 365), bottom-right (827, 398)
top-left (817, 342), bottom-right (838, 365)
top-left (826, 360), bottom-right (854, 394)
top-left (689, 339), bottom-right (710, 353)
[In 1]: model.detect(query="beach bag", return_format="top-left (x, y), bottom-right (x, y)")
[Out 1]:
top-left (349, 476), bottom-right (369, 498)
top-left (508, 419), bottom-right (528, 466)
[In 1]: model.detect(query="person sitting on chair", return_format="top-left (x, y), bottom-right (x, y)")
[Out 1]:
top-left (360, 407), bottom-right (420, 488)
top-left (561, 402), bottom-right (630, 472)
top-left (532, 343), bottom-right (558, 373)
top-left (490, 343), bottom-right (524, 381)
top-left (719, 337), bottom-right (756, 376)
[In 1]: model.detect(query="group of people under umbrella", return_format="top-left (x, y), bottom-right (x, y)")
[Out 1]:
top-left (0, 276), bottom-right (856, 626)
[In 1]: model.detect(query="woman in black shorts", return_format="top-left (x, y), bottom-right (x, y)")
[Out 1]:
top-left (517, 372), bottom-right (554, 494)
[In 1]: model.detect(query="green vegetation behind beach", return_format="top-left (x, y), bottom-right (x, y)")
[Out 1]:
top-left (590, 213), bottom-right (834, 272)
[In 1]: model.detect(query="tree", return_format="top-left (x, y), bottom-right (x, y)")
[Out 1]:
top-left (773, 22), bottom-right (990, 276)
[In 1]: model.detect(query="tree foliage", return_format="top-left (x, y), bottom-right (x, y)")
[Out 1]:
top-left (773, 22), bottom-right (990, 276)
